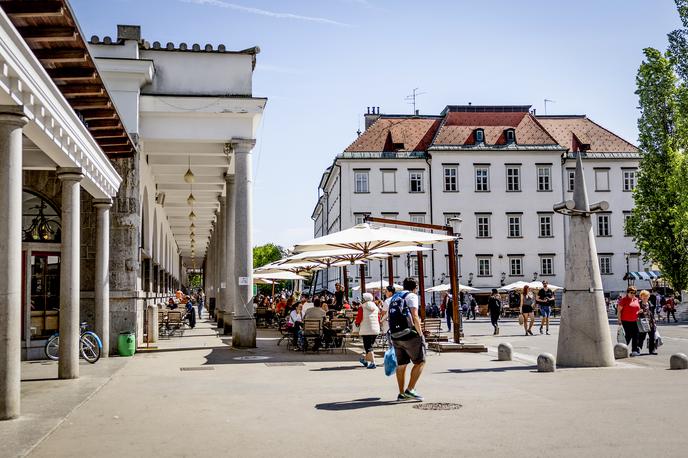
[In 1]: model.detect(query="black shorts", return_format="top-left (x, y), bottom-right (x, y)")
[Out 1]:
top-left (362, 335), bottom-right (376, 353)
top-left (392, 334), bottom-right (426, 366)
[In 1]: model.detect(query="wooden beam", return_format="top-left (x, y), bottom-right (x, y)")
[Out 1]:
top-left (2, 1), bottom-right (64, 18)
top-left (60, 85), bottom-right (104, 97)
top-left (79, 109), bottom-right (116, 120)
top-left (69, 97), bottom-right (111, 110)
top-left (47, 67), bottom-right (97, 82)
top-left (86, 119), bottom-right (122, 130)
top-left (91, 130), bottom-right (127, 139)
top-left (99, 141), bottom-right (131, 149)
top-left (33, 48), bottom-right (88, 64)
top-left (17, 26), bottom-right (76, 42)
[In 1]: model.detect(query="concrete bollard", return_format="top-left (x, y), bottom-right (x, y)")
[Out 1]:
top-left (497, 343), bottom-right (513, 361)
top-left (670, 353), bottom-right (688, 370)
top-left (614, 343), bottom-right (629, 360)
top-left (537, 353), bottom-right (556, 372)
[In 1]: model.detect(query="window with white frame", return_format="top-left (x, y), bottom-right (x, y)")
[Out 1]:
top-left (623, 169), bottom-right (637, 191)
top-left (476, 214), bottom-right (491, 238)
top-left (599, 255), bottom-right (612, 275)
top-left (477, 257), bottom-right (492, 276)
top-left (597, 213), bottom-right (611, 237)
top-left (539, 214), bottom-right (553, 237)
top-left (540, 256), bottom-right (554, 276)
top-left (623, 211), bottom-right (631, 237)
top-left (364, 260), bottom-right (371, 278)
top-left (409, 257), bottom-right (419, 277)
top-left (410, 213), bottom-right (426, 232)
top-left (507, 214), bottom-right (522, 238)
top-left (443, 165), bottom-right (458, 192)
top-left (509, 257), bottom-right (523, 276)
top-left (354, 171), bottom-right (369, 193)
top-left (567, 169), bottom-right (575, 192)
top-left (409, 170), bottom-right (424, 193)
top-left (381, 170), bottom-right (396, 193)
top-left (506, 165), bottom-right (521, 192)
top-left (475, 166), bottom-right (490, 191)
top-left (537, 166), bottom-right (552, 191)
top-left (354, 213), bottom-right (368, 225)
top-left (595, 169), bottom-right (610, 191)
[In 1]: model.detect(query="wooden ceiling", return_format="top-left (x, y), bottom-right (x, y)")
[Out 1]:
top-left (1, 0), bottom-right (136, 157)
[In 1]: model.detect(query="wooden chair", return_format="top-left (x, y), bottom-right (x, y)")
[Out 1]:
top-left (158, 310), bottom-right (170, 339)
top-left (255, 306), bottom-right (268, 328)
top-left (422, 318), bottom-right (443, 354)
top-left (167, 310), bottom-right (184, 336)
top-left (329, 318), bottom-right (350, 353)
top-left (302, 319), bottom-right (323, 352)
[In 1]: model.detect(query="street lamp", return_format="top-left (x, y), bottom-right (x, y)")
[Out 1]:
top-left (468, 272), bottom-right (473, 286)
top-left (533, 272), bottom-right (538, 281)
top-left (448, 217), bottom-right (463, 342)
top-left (501, 272), bottom-right (506, 286)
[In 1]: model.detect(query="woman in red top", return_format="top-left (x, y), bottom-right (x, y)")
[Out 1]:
top-left (617, 286), bottom-right (642, 356)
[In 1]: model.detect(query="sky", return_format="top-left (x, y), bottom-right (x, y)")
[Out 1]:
top-left (70, 0), bottom-right (682, 248)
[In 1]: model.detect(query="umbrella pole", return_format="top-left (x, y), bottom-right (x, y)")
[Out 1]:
top-left (417, 251), bottom-right (426, 321)
top-left (387, 256), bottom-right (394, 287)
top-left (342, 266), bottom-right (349, 299)
top-left (359, 264), bottom-right (366, 294)
top-left (379, 259), bottom-right (384, 299)
top-left (271, 281), bottom-right (275, 298)
top-left (448, 238), bottom-right (462, 344)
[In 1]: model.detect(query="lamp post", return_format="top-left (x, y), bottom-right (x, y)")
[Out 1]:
top-left (448, 217), bottom-right (463, 343)
top-left (468, 272), bottom-right (473, 287)
top-left (500, 272), bottom-right (506, 287)
top-left (533, 272), bottom-right (538, 282)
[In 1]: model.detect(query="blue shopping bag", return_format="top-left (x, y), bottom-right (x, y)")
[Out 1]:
top-left (384, 345), bottom-right (397, 376)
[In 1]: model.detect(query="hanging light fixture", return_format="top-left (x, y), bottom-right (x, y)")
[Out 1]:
top-left (187, 190), bottom-right (196, 206)
top-left (190, 230), bottom-right (195, 237)
top-left (184, 155), bottom-right (195, 184)
top-left (190, 222), bottom-right (195, 229)
top-left (188, 210), bottom-right (196, 221)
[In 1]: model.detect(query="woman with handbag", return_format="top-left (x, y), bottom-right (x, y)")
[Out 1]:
top-left (520, 285), bottom-right (535, 336)
top-left (617, 286), bottom-right (642, 356)
top-left (638, 290), bottom-right (658, 355)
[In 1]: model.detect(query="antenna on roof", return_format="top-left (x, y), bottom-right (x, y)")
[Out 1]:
top-left (405, 88), bottom-right (427, 115)
top-left (544, 99), bottom-right (556, 115)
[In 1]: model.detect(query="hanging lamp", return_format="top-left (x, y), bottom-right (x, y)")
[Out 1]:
top-left (184, 155), bottom-right (195, 184)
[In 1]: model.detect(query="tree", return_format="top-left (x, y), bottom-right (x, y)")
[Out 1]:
top-left (626, 0), bottom-right (688, 294)
top-left (253, 243), bottom-right (286, 268)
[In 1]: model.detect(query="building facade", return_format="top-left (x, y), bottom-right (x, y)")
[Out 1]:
top-left (312, 105), bottom-right (648, 303)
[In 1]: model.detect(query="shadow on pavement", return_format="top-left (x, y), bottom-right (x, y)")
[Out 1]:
top-left (310, 365), bottom-right (361, 372)
top-left (315, 397), bottom-right (402, 411)
top-left (443, 365), bottom-right (537, 374)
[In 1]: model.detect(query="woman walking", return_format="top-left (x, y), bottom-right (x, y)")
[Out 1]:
top-left (488, 289), bottom-right (502, 335)
top-left (520, 285), bottom-right (535, 336)
top-left (617, 286), bottom-right (641, 356)
top-left (358, 292), bottom-right (381, 369)
top-left (638, 290), bottom-right (658, 355)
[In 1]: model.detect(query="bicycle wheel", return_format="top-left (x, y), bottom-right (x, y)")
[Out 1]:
top-left (45, 334), bottom-right (60, 360)
top-left (80, 332), bottom-right (101, 363)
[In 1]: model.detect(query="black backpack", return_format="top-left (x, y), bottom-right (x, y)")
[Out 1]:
top-left (388, 292), bottom-right (416, 340)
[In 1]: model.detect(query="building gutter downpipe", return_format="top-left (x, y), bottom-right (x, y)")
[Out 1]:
top-left (426, 154), bottom-right (436, 305)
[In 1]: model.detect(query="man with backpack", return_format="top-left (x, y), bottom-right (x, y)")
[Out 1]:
top-left (388, 277), bottom-right (426, 401)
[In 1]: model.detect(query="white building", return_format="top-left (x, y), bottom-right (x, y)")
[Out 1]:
top-left (312, 105), bottom-right (648, 303)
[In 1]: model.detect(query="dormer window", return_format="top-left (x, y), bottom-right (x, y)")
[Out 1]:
top-left (505, 128), bottom-right (516, 143)
top-left (474, 128), bottom-right (485, 144)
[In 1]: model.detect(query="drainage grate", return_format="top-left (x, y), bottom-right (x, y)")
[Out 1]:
top-left (179, 366), bottom-right (215, 371)
top-left (265, 362), bottom-right (305, 367)
top-left (233, 355), bottom-right (271, 361)
top-left (413, 402), bottom-right (462, 411)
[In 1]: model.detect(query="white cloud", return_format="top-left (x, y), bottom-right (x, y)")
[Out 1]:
top-left (181, 0), bottom-right (352, 27)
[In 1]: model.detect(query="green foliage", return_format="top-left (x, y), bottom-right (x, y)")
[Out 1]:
top-left (627, 3), bottom-right (688, 293)
top-left (188, 273), bottom-right (203, 289)
top-left (253, 243), bottom-right (286, 268)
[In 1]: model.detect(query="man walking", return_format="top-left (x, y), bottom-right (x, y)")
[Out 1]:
top-left (537, 281), bottom-right (555, 334)
top-left (388, 278), bottom-right (426, 402)
top-left (488, 289), bottom-right (501, 335)
top-left (444, 292), bottom-right (453, 332)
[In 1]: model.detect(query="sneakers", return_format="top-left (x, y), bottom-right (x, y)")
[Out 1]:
top-left (404, 389), bottom-right (424, 401)
top-left (630, 351), bottom-right (640, 357)
top-left (359, 357), bottom-right (368, 368)
top-left (496, 326), bottom-right (500, 335)
top-left (546, 330), bottom-right (550, 335)
top-left (527, 330), bottom-right (534, 336)
top-left (367, 363), bottom-right (377, 369)
top-left (397, 393), bottom-right (410, 401)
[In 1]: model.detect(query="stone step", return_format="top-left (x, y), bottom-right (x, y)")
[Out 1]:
top-left (428, 342), bottom-right (488, 353)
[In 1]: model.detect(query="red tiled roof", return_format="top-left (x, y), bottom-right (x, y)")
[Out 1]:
top-left (536, 116), bottom-right (638, 153)
top-left (345, 117), bottom-right (441, 152)
top-left (433, 112), bottom-right (559, 146)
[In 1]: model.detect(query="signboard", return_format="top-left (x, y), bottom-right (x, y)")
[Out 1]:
top-left (238, 277), bottom-right (249, 286)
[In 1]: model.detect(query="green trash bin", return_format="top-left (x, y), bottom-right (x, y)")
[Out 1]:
top-left (118, 331), bottom-right (136, 357)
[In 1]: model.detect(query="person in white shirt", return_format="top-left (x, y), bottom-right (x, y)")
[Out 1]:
top-left (358, 292), bottom-right (381, 369)
top-left (288, 303), bottom-right (303, 347)
top-left (380, 285), bottom-right (395, 334)
top-left (300, 295), bottom-right (315, 316)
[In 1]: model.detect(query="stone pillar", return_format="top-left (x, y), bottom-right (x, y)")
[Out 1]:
top-left (216, 202), bottom-right (226, 328)
top-left (232, 139), bottom-right (257, 348)
top-left (94, 199), bottom-right (112, 357)
top-left (57, 168), bottom-right (83, 379)
top-left (0, 107), bottom-right (27, 420)
top-left (206, 230), bottom-right (213, 317)
top-left (223, 173), bottom-right (235, 335)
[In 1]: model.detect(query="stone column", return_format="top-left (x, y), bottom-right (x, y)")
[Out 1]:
top-left (207, 230), bottom-right (213, 317)
top-left (223, 173), bottom-right (235, 335)
top-left (0, 107), bottom-right (27, 420)
top-left (216, 202), bottom-right (226, 328)
top-left (57, 168), bottom-right (83, 379)
top-left (232, 139), bottom-right (257, 347)
top-left (93, 199), bottom-right (112, 357)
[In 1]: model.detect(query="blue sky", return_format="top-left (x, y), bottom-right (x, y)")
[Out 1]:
top-left (71, 0), bottom-right (681, 248)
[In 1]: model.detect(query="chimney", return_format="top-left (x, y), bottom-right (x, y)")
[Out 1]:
top-left (117, 24), bottom-right (141, 42)
top-left (364, 106), bottom-right (381, 130)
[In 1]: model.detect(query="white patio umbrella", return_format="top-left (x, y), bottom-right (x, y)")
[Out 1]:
top-left (253, 271), bottom-right (306, 281)
top-left (499, 281), bottom-right (530, 292)
top-left (253, 278), bottom-right (276, 285)
top-left (292, 223), bottom-right (454, 254)
top-left (425, 283), bottom-right (480, 293)
top-left (526, 281), bottom-right (562, 291)
top-left (285, 245), bottom-right (434, 264)
top-left (351, 280), bottom-right (403, 291)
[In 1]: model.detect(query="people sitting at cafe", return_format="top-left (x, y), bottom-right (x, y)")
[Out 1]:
top-left (288, 303), bottom-right (303, 347)
top-left (304, 298), bottom-right (326, 321)
top-left (275, 296), bottom-right (288, 317)
top-left (167, 297), bottom-right (178, 310)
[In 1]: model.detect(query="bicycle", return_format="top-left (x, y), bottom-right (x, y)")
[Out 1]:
top-left (45, 321), bottom-right (102, 364)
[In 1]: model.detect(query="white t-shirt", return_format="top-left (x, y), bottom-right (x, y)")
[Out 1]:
top-left (381, 297), bottom-right (391, 333)
top-left (404, 291), bottom-right (419, 310)
top-left (289, 310), bottom-right (302, 324)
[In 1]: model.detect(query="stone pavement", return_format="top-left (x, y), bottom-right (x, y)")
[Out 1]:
top-left (2, 317), bottom-right (688, 457)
